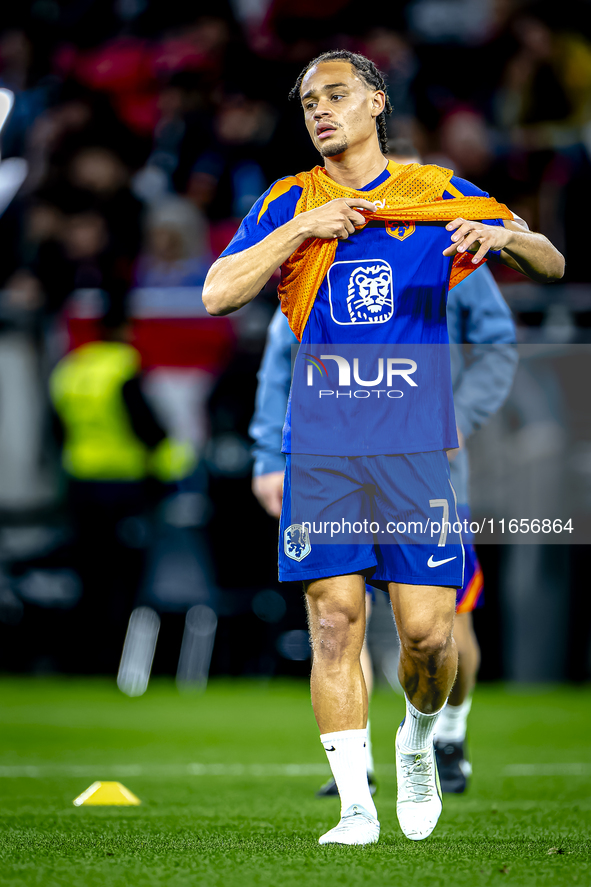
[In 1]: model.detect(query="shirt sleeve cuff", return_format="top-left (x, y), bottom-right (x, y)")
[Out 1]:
top-left (454, 407), bottom-right (473, 440)
top-left (252, 451), bottom-right (286, 477)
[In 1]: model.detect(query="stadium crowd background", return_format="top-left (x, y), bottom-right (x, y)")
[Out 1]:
top-left (0, 0), bottom-right (590, 687)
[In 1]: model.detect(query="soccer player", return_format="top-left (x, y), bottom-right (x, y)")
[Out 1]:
top-left (249, 139), bottom-right (519, 795)
top-left (203, 51), bottom-right (564, 845)
top-left (249, 262), bottom-right (517, 796)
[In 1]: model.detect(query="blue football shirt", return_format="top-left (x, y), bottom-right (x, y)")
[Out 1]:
top-left (221, 165), bottom-right (505, 456)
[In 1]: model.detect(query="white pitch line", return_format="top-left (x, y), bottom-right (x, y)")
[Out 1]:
top-left (0, 762), bottom-right (588, 779)
top-left (0, 763), bottom-right (337, 779)
top-left (504, 763), bottom-right (591, 776)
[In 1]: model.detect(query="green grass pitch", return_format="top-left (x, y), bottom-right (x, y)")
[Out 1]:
top-left (0, 678), bottom-right (590, 887)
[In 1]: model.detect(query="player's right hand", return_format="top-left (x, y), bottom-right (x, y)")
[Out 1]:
top-left (252, 471), bottom-right (284, 518)
top-left (299, 198), bottom-right (377, 241)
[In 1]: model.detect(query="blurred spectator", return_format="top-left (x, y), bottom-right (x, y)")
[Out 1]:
top-left (492, 6), bottom-right (591, 278)
top-left (496, 11), bottom-right (591, 144)
top-left (0, 29), bottom-right (33, 93)
top-left (5, 145), bottom-right (143, 316)
top-left (187, 94), bottom-right (273, 221)
top-left (67, 35), bottom-right (159, 137)
top-left (0, 28), bottom-right (55, 158)
top-left (153, 15), bottom-right (232, 81)
top-left (135, 196), bottom-right (211, 287)
top-left (438, 109), bottom-right (494, 180)
top-left (6, 204), bottom-right (128, 316)
top-left (147, 71), bottom-right (214, 193)
top-left (66, 146), bottom-right (143, 263)
top-left (362, 28), bottom-right (417, 136)
top-left (25, 84), bottom-right (147, 193)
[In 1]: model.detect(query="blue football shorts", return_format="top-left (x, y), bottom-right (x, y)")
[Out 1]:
top-left (365, 504), bottom-right (483, 608)
top-left (279, 451), bottom-right (464, 587)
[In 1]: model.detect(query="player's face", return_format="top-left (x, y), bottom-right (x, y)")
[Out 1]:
top-left (299, 61), bottom-right (384, 159)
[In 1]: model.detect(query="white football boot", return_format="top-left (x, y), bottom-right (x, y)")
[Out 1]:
top-left (318, 804), bottom-right (380, 845)
top-left (396, 725), bottom-right (442, 841)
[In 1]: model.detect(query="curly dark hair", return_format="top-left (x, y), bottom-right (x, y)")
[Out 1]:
top-left (289, 50), bottom-right (392, 155)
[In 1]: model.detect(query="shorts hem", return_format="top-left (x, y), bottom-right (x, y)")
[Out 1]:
top-left (283, 444), bottom-right (457, 457)
top-left (279, 558), bottom-right (377, 583)
top-left (370, 574), bottom-right (462, 589)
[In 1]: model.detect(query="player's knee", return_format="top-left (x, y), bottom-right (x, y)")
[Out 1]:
top-left (306, 586), bottom-right (363, 624)
top-left (400, 622), bottom-right (452, 666)
top-left (309, 603), bottom-right (363, 661)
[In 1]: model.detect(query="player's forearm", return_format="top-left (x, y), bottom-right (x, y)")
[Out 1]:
top-left (454, 344), bottom-right (518, 438)
top-left (202, 217), bottom-right (309, 316)
top-left (499, 230), bottom-right (565, 283)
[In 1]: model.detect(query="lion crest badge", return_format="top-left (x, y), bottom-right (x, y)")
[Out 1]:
top-left (284, 523), bottom-right (311, 561)
top-left (386, 221), bottom-right (416, 241)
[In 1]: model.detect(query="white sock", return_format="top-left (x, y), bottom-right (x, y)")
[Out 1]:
top-left (397, 696), bottom-right (445, 753)
top-left (365, 719), bottom-right (375, 775)
top-left (320, 729), bottom-right (378, 818)
top-left (435, 696), bottom-right (472, 743)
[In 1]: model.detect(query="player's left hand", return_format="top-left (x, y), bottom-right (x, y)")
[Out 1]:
top-left (443, 218), bottom-right (512, 263)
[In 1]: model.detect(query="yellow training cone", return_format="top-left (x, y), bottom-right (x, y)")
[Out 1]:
top-left (73, 781), bottom-right (141, 806)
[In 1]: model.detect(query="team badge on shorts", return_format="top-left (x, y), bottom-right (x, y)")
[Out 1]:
top-left (328, 260), bottom-right (394, 325)
top-left (284, 524), bottom-right (311, 561)
top-left (386, 221), bottom-right (416, 241)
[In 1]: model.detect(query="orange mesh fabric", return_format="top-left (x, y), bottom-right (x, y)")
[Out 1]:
top-left (278, 162), bottom-right (513, 340)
